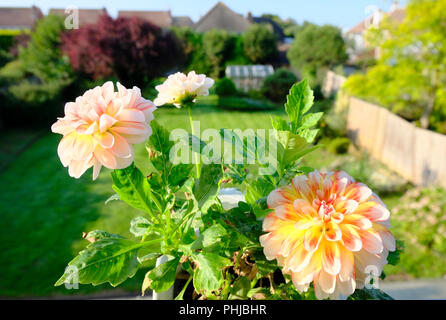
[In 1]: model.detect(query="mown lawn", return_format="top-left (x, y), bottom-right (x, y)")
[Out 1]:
top-left (0, 102), bottom-right (288, 297)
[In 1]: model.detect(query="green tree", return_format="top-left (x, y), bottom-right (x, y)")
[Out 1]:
top-left (18, 14), bottom-right (72, 83)
top-left (242, 24), bottom-right (277, 64)
top-left (170, 26), bottom-right (211, 74)
top-left (287, 24), bottom-right (347, 86)
top-left (202, 29), bottom-right (232, 78)
top-left (345, 0), bottom-right (446, 130)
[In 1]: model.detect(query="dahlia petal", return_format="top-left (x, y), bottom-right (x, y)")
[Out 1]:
top-left (94, 146), bottom-right (117, 169)
top-left (341, 224), bottom-right (362, 252)
top-left (324, 221), bottom-right (342, 242)
top-left (99, 114), bottom-right (118, 133)
top-left (343, 214), bottom-right (373, 230)
top-left (359, 229), bottom-right (383, 254)
top-left (287, 245), bottom-right (314, 273)
top-left (260, 233), bottom-right (283, 261)
top-left (92, 159), bottom-right (102, 180)
top-left (304, 225), bottom-right (323, 252)
top-left (94, 132), bottom-right (114, 149)
top-left (115, 109), bottom-right (145, 123)
top-left (112, 122), bottom-right (151, 144)
top-left (344, 183), bottom-right (372, 202)
top-left (356, 202), bottom-right (390, 222)
top-left (322, 242), bottom-right (341, 275)
top-left (57, 133), bottom-right (76, 167)
top-left (110, 132), bottom-right (132, 158)
top-left (318, 270), bottom-right (336, 294)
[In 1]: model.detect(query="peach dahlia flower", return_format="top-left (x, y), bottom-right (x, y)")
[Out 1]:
top-left (51, 82), bottom-right (156, 180)
top-left (154, 71), bottom-right (214, 107)
top-left (260, 170), bottom-right (396, 300)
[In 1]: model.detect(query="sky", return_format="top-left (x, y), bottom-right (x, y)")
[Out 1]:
top-left (0, 0), bottom-right (407, 30)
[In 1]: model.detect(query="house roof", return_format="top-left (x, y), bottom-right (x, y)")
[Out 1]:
top-left (118, 10), bottom-right (172, 28)
top-left (249, 16), bottom-right (285, 41)
top-left (195, 2), bottom-right (251, 33)
top-left (49, 8), bottom-right (107, 26)
top-left (347, 6), bottom-right (406, 34)
top-left (0, 6), bottom-right (43, 29)
top-left (172, 16), bottom-right (194, 28)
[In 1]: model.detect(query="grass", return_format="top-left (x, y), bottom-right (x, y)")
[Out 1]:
top-left (0, 103), bottom-right (287, 297)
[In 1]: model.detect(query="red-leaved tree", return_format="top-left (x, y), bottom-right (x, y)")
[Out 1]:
top-left (62, 15), bottom-right (183, 87)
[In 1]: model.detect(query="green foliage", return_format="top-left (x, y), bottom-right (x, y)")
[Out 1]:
top-left (391, 186), bottom-right (446, 277)
top-left (202, 29), bottom-right (232, 78)
top-left (146, 255), bottom-right (180, 293)
top-left (170, 26), bottom-right (211, 74)
top-left (347, 288), bottom-right (394, 300)
top-left (111, 164), bottom-right (154, 215)
top-left (215, 77), bottom-right (237, 97)
top-left (242, 24), bottom-right (277, 64)
top-left (193, 163), bottom-right (222, 212)
top-left (287, 24), bottom-right (347, 87)
top-left (18, 15), bottom-right (72, 83)
top-left (344, 0), bottom-right (446, 131)
top-left (55, 237), bottom-right (143, 287)
top-left (218, 96), bottom-right (278, 111)
top-left (328, 137), bottom-right (350, 154)
top-left (190, 251), bottom-right (230, 295)
top-left (262, 68), bottom-right (298, 103)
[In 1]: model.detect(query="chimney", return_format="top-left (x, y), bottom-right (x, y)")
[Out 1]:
top-left (246, 11), bottom-right (253, 22)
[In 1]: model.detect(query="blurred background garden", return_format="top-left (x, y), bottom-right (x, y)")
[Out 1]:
top-left (0, 0), bottom-right (445, 298)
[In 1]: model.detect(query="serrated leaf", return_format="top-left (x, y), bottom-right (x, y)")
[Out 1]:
top-left (130, 216), bottom-right (150, 237)
top-left (55, 238), bottom-right (141, 287)
top-left (148, 120), bottom-right (174, 155)
top-left (271, 116), bottom-right (289, 131)
top-left (300, 112), bottom-right (323, 129)
top-left (191, 251), bottom-right (230, 295)
top-left (284, 79), bottom-right (314, 131)
top-left (146, 255), bottom-right (180, 293)
top-left (190, 224), bottom-right (227, 250)
top-left (111, 163), bottom-right (153, 214)
top-left (193, 163), bottom-right (222, 212)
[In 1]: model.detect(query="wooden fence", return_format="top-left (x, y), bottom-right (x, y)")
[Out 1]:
top-left (322, 70), bottom-right (346, 98)
top-left (347, 97), bottom-right (446, 187)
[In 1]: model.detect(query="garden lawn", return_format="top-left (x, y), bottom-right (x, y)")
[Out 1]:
top-left (0, 103), bottom-right (287, 297)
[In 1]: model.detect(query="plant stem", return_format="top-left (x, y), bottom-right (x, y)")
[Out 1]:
top-left (187, 105), bottom-right (200, 178)
top-left (175, 274), bottom-right (193, 300)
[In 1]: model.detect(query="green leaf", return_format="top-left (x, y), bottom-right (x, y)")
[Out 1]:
top-left (230, 276), bottom-right (251, 299)
top-left (191, 251), bottom-right (230, 295)
top-left (271, 116), bottom-right (289, 131)
top-left (347, 287), bottom-right (394, 300)
top-left (300, 112), bottom-right (323, 129)
top-left (55, 238), bottom-right (141, 287)
top-left (111, 163), bottom-right (153, 214)
top-left (130, 216), bottom-right (150, 237)
top-left (244, 177), bottom-right (275, 205)
top-left (284, 79), bottom-right (314, 131)
top-left (387, 240), bottom-right (404, 266)
top-left (148, 120), bottom-right (174, 155)
top-left (168, 164), bottom-right (193, 188)
top-left (190, 224), bottom-right (227, 250)
top-left (274, 130), bottom-right (320, 171)
top-left (147, 255), bottom-right (180, 293)
top-left (193, 163), bottom-right (222, 212)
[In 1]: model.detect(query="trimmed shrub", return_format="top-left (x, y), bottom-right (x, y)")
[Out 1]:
top-left (218, 96), bottom-right (277, 111)
top-left (261, 68), bottom-right (297, 103)
top-left (62, 14), bottom-right (182, 88)
top-left (215, 77), bottom-right (237, 97)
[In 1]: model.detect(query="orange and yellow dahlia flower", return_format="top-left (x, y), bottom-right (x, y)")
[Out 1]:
top-left (260, 170), bottom-right (396, 299)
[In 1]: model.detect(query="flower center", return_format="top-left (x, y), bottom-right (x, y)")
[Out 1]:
top-left (318, 201), bottom-right (336, 222)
